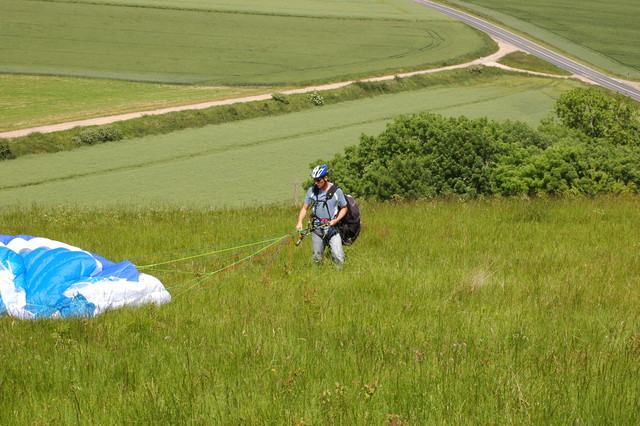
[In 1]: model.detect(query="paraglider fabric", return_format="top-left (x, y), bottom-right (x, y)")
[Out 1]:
top-left (0, 235), bottom-right (171, 320)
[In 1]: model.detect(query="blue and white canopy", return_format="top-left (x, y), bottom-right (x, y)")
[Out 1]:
top-left (0, 235), bottom-right (170, 320)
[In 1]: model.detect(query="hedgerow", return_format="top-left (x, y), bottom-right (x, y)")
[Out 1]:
top-left (491, 135), bottom-right (640, 196)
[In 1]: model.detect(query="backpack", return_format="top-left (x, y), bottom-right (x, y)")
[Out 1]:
top-left (313, 184), bottom-right (361, 246)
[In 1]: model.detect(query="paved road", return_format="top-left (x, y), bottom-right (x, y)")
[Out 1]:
top-left (411, 0), bottom-right (640, 102)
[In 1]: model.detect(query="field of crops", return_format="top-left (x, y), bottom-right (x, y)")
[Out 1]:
top-left (1, 197), bottom-right (639, 423)
top-left (1, 0), bottom-right (493, 85)
top-left (446, 0), bottom-right (640, 79)
top-left (47, 0), bottom-right (445, 19)
top-left (0, 74), bottom-right (581, 209)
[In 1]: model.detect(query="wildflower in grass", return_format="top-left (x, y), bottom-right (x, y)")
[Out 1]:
top-left (320, 382), bottom-right (347, 405)
top-left (386, 414), bottom-right (408, 425)
top-left (359, 380), bottom-right (379, 401)
top-left (282, 369), bottom-right (304, 387)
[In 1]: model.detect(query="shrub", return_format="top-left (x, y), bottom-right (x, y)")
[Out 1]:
top-left (321, 114), bottom-right (522, 200)
top-left (491, 139), bottom-right (640, 196)
top-left (554, 88), bottom-right (640, 145)
top-left (316, 112), bottom-right (640, 200)
top-left (72, 125), bottom-right (124, 146)
top-left (0, 140), bottom-right (14, 160)
top-left (307, 90), bottom-right (324, 106)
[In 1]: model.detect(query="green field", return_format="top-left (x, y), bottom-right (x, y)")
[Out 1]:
top-left (444, 0), bottom-right (640, 79)
top-left (0, 75), bottom-right (582, 209)
top-left (0, 74), bottom-right (275, 132)
top-left (1, 197), bottom-right (639, 423)
top-left (0, 0), bottom-right (493, 85)
top-left (40, 0), bottom-right (452, 19)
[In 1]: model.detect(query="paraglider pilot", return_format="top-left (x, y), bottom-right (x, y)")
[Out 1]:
top-left (296, 165), bottom-right (348, 268)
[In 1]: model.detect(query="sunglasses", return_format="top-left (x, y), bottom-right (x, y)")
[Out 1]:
top-left (314, 177), bottom-right (325, 182)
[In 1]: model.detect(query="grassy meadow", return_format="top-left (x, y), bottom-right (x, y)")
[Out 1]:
top-left (2, 0), bottom-right (638, 423)
top-left (443, 0), bottom-right (640, 79)
top-left (1, 0), bottom-right (493, 85)
top-left (497, 52), bottom-right (572, 76)
top-left (1, 197), bottom-right (639, 423)
top-left (0, 73), bottom-right (582, 209)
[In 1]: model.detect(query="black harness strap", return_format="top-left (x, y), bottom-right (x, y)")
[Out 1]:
top-left (312, 184), bottom-right (338, 219)
top-left (311, 184), bottom-right (339, 242)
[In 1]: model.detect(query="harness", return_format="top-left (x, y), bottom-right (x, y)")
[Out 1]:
top-left (311, 184), bottom-right (340, 242)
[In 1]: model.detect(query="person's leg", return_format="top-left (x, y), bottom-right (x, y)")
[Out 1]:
top-left (311, 233), bottom-right (325, 264)
top-left (328, 233), bottom-right (345, 268)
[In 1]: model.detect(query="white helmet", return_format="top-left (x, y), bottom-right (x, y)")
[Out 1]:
top-left (311, 165), bottom-right (329, 179)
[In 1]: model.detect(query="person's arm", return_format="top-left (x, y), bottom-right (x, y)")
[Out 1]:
top-left (329, 205), bottom-right (347, 227)
top-left (329, 190), bottom-right (348, 227)
top-left (296, 203), bottom-right (310, 230)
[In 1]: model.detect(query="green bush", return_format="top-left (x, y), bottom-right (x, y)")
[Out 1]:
top-left (307, 90), bottom-right (324, 106)
top-left (0, 140), bottom-right (14, 160)
top-left (322, 114), bottom-right (535, 200)
top-left (554, 88), bottom-right (640, 145)
top-left (317, 112), bottom-right (640, 200)
top-left (72, 125), bottom-right (123, 146)
top-left (491, 138), bottom-right (640, 196)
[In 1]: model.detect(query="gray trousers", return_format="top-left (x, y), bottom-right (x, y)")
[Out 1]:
top-left (311, 231), bottom-right (345, 267)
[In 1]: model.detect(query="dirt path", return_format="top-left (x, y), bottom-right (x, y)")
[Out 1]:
top-left (0, 41), bottom-right (584, 139)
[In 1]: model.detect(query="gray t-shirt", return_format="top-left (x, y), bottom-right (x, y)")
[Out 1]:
top-left (305, 184), bottom-right (347, 220)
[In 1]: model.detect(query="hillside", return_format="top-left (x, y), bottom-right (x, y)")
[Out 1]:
top-left (1, 198), bottom-right (639, 423)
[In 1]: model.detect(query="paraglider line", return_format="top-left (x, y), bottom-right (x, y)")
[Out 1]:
top-left (134, 227), bottom-right (317, 296)
top-left (131, 231), bottom-right (303, 265)
top-left (171, 234), bottom-right (290, 296)
top-left (136, 235), bottom-right (288, 269)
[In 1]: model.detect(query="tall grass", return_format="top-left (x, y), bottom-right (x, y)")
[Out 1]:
top-left (1, 196), bottom-right (639, 423)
